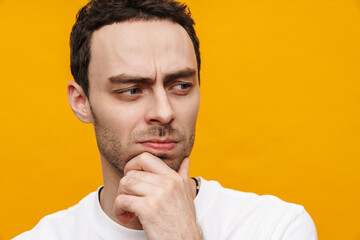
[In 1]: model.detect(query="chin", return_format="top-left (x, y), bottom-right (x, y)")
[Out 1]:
top-left (163, 154), bottom-right (188, 172)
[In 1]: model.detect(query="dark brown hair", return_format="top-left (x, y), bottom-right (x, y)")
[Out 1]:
top-left (70, 0), bottom-right (200, 97)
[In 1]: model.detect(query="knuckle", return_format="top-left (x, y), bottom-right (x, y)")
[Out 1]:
top-left (156, 187), bottom-right (167, 199)
top-left (165, 176), bottom-right (177, 190)
top-left (114, 194), bottom-right (128, 209)
top-left (139, 152), bottom-right (150, 161)
top-left (119, 176), bottom-right (131, 190)
top-left (145, 197), bottom-right (157, 210)
top-left (122, 197), bottom-right (131, 209)
top-left (126, 170), bottom-right (136, 178)
top-left (139, 152), bottom-right (155, 163)
top-left (119, 177), bottom-right (126, 188)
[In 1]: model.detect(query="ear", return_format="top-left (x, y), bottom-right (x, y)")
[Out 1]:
top-left (67, 81), bottom-right (93, 123)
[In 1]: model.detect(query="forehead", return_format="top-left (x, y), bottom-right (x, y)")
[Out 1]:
top-left (88, 20), bottom-right (197, 81)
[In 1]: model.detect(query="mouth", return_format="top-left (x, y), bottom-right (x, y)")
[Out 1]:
top-left (139, 139), bottom-right (179, 151)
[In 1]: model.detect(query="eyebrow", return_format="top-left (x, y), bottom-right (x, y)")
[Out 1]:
top-left (108, 68), bottom-right (197, 85)
top-left (164, 68), bottom-right (197, 84)
top-left (108, 74), bottom-right (153, 85)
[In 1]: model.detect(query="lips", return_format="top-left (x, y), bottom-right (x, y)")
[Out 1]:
top-left (139, 139), bottom-right (178, 151)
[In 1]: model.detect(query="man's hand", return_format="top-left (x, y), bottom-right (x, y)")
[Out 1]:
top-left (113, 152), bottom-right (202, 240)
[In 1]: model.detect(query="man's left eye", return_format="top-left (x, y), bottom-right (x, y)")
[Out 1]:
top-left (173, 83), bottom-right (191, 90)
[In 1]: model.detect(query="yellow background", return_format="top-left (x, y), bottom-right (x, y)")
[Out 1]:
top-left (1, 0), bottom-right (359, 239)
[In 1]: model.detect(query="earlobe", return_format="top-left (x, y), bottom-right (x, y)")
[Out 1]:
top-left (67, 81), bottom-right (93, 123)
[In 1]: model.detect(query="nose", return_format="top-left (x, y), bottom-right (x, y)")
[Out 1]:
top-left (145, 88), bottom-right (175, 125)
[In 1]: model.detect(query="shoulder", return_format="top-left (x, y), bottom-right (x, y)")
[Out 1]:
top-left (195, 178), bottom-right (317, 240)
top-left (12, 190), bottom-right (98, 240)
top-left (196, 177), bottom-right (303, 214)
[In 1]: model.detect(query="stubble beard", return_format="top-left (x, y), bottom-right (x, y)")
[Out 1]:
top-left (92, 112), bottom-right (195, 177)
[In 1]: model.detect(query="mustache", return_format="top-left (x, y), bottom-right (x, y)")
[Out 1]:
top-left (130, 124), bottom-right (183, 141)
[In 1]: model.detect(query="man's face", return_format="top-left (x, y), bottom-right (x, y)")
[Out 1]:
top-left (87, 20), bottom-right (200, 175)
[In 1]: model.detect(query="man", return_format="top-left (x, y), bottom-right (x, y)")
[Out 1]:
top-left (14, 0), bottom-right (317, 239)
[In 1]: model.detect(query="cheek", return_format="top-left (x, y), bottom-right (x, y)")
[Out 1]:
top-left (91, 97), bottom-right (145, 139)
top-left (108, 108), bottom-right (144, 137)
top-left (174, 94), bottom-right (200, 129)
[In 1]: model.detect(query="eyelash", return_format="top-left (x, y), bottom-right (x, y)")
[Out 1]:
top-left (121, 88), bottom-right (141, 95)
top-left (173, 83), bottom-right (192, 90)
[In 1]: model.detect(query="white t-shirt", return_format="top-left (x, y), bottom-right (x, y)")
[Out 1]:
top-left (14, 177), bottom-right (317, 240)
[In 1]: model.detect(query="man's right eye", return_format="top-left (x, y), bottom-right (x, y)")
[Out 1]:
top-left (113, 87), bottom-right (143, 101)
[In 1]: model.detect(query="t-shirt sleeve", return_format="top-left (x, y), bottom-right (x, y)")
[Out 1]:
top-left (12, 219), bottom-right (56, 240)
top-left (282, 206), bottom-right (318, 240)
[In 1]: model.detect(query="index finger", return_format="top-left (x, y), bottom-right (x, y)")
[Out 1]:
top-left (124, 152), bottom-right (177, 176)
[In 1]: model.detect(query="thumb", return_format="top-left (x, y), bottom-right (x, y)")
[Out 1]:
top-left (177, 157), bottom-right (190, 177)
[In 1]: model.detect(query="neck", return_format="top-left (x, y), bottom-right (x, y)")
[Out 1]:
top-left (98, 157), bottom-right (199, 230)
top-left (99, 158), bottom-right (143, 229)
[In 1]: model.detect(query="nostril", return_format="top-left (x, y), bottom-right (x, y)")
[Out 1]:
top-left (145, 91), bottom-right (175, 125)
